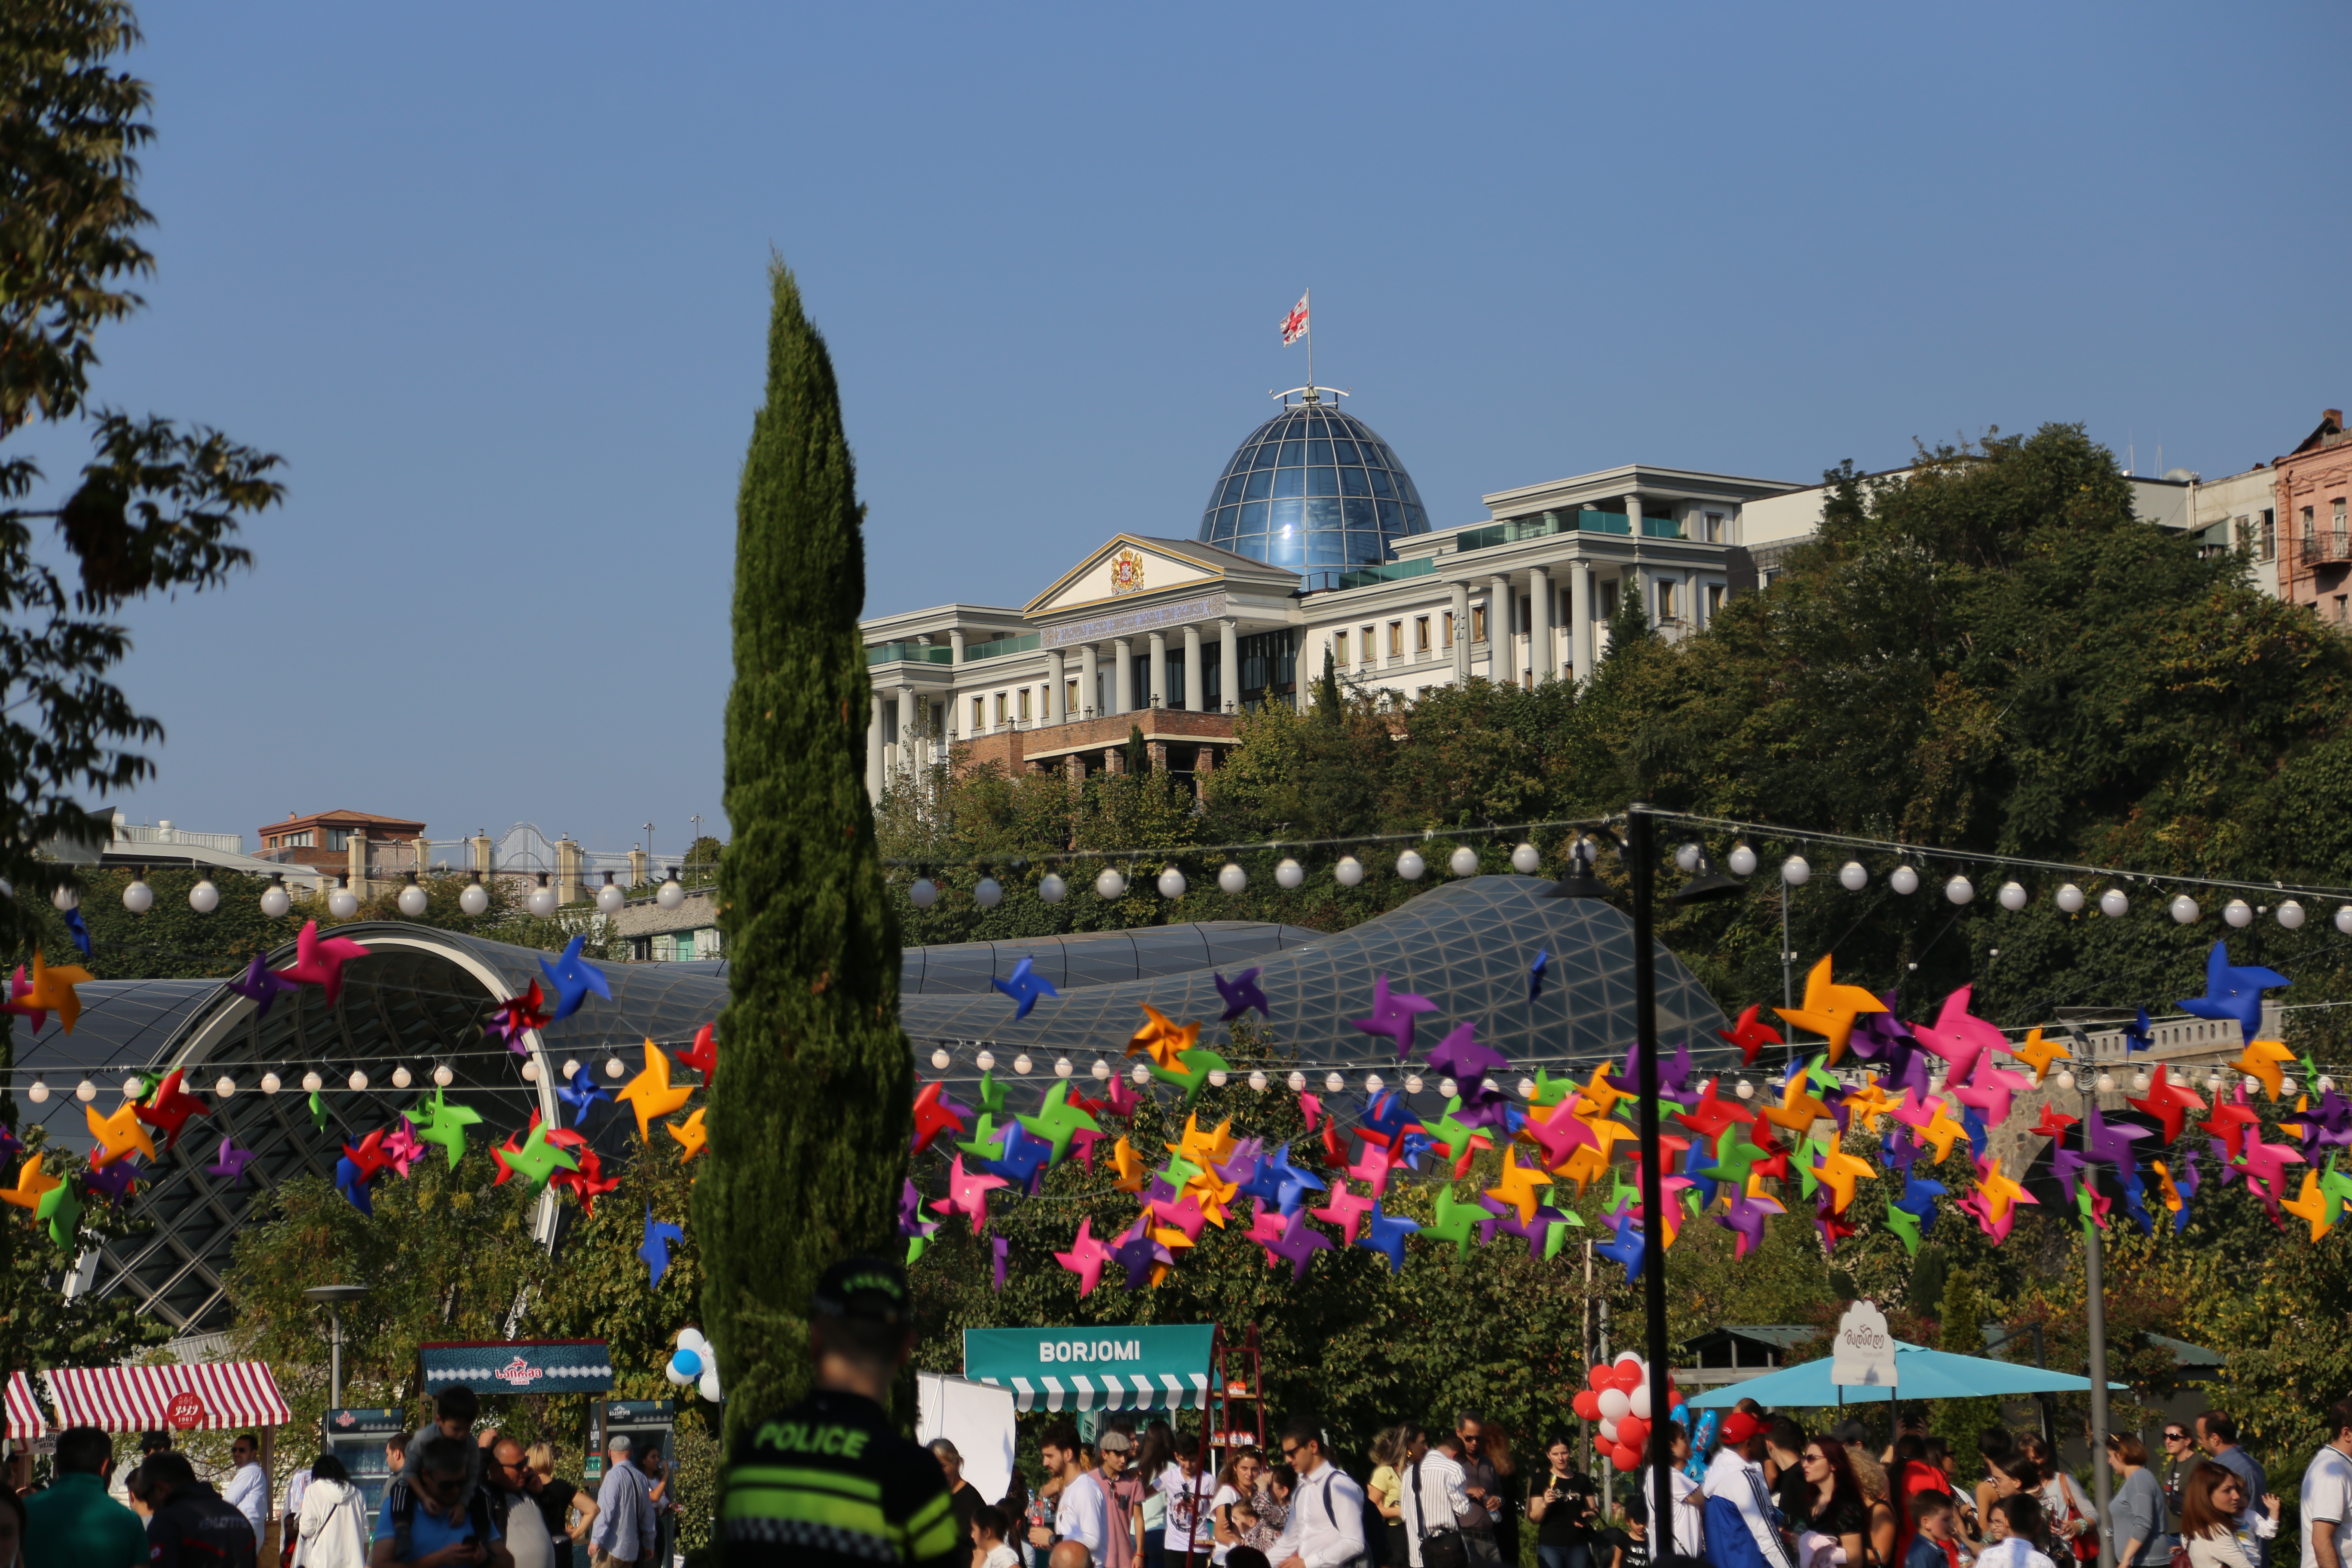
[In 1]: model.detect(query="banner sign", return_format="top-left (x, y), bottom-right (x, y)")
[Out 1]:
top-left (963, 1325), bottom-right (1214, 1411)
top-left (418, 1340), bottom-right (613, 1393)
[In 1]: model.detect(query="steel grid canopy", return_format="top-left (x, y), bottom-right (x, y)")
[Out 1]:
top-left (48, 1361), bottom-right (291, 1430)
top-left (1687, 1340), bottom-right (2126, 1406)
top-left (964, 1325), bottom-right (1214, 1411)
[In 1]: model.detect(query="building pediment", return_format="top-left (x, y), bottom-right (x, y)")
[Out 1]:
top-left (1026, 535), bottom-right (1235, 617)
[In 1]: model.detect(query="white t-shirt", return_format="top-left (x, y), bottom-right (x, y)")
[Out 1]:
top-left (1161, 1466), bottom-right (1217, 1548)
top-left (2301, 1445), bottom-right (2352, 1568)
top-left (1211, 1484), bottom-right (1246, 1563)
top-left (1058, 1469), bottom-right (1110, 1556)
top-left (981, 1547), bottom-right (1021, 1568)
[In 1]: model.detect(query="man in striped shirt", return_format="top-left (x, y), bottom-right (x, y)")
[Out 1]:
top-left (721, 1258), bottom-right (962, 1568)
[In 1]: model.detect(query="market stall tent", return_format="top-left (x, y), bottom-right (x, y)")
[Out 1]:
top-left (1688, 1340), bottom-right (2127, 1407)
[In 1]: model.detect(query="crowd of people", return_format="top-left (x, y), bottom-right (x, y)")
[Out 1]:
top-left (0, 1382), bottom-right (674, 1568)
top-left (928, 1396), bottom-right (2352, 1568)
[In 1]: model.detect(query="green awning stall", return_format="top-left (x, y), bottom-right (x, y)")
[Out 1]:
top-left (963, 1325), bottom-right (1215, 1412)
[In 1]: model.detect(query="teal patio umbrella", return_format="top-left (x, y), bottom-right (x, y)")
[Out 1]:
top-left (1687, 1339), bottom-right (2127, 1408)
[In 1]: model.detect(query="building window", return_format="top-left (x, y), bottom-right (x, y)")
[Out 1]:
top-left (1706, 583), bottom-right (1725, 619)
top-left (1415, 616), bottom-right (1432, 654)
top-left (1388, 621), bottom-right (1403, 658)
top-left (1016, 687), bottom-right (1030, 722)
top-left (971, 696), bottom-right (984, 733)
top-left (2303, 506), bottom-right (2317, 554)
top-left (2337, 595), bottom-right (2348, 622)
top-left (1442, 611), bottom-right (1455, 649)
top-left (1470, 606), bottom-right (1486, 643)
top-left (1702, 511), bottom-right (1727, 544)
top-left (1066, 679), bottom-right (1079, 716)
top-left (324, 829), bottom-right (350, 851)
top-left (2263, 509), bottom-right (2277, 560)
top-left (1333, 629), bottom-right (1348, 667)
top-left (993, 692), bottom-right (1007, 726)
top-left (1598, 579), bottom-right (1620, 622)
top-left (1658, 580), bottom-right (1678, 622)
top-left (2335, 499), bottom-right (2347, 556)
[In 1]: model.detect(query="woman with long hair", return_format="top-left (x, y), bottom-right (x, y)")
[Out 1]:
top-left (1798, 1436), bottom-right (1870, 1568)
top-left (1975, 1430), bottom-right (2019, 1548)
top-left (292, 1455), bottom-right (369, 1568)
top-left (2179, 1460), bottom-right (2282, 1568)
top-left (1487, 1425), bottom-right (1521, 1568)
top-left (1844, 1444), bottom-right (1897, 1568)
top-left (1528, 1434), bottom-right (1596, 1568)
top-left (1136, 1425), bottom-right (1177, 1568)
top-left (1213, 1449), bottom-right (1267, 1564)
top-left (2013, 1436), bottom-right (2094, 1563)
top-left (1368, 1428), bottom-right (1409, 1568)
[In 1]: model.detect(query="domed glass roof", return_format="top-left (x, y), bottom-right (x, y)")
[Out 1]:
top-left (1197, 401), bottom-right (1431, 570)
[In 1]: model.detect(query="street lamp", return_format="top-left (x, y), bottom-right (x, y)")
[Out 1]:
top-left (303, 1284), bottom-right (369, 1409)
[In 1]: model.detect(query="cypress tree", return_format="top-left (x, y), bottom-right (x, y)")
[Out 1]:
top-left (699, 260), bottom-right (908, 1444)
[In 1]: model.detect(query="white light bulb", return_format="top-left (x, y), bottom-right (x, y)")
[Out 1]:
top-left (1945, 876), bottom-right (1975, 906)
top-left (908, 878), bottom-right (938, 910)
top-left (260, 884), bottom-right (292, 918)
top-left (1396, 850), bottom-right (1426, 882)
top-left (931, 1048), bottom-right (951, 1070)
top-left (1449, 846), bottom-right (1480, 878)
top-left (303, 1072), bottom-right (324, 1092)
top-left (976, 1050), bottom-right (996, 1072)
top-left (189, 879), bottom-right (219, 913)
top-left (2245, 1075), bottom-right (2263, 1095)
top-left (1998, 881), bottom-right (2028, 911)
top-left (459, 881), bottom-right (490, 916)
top-left (391, 1065), bottom-right (412, 1089)
top-left (1287, 1071), bottom-right (1307, 1093)
top-left (2171, 895), bottom-right (2200, 925)
top-left (605, 1057), bottom-right (626, 1079)
top-left (260, 1072), bottom-right (282, 1094)
top-left (1839, 861), bottom-right (1868, 891)
top-left (1207, 1068), bottom-right (1232, 1089)
top-left (1518, 1077), bottom-right (1538, 1099)
top-left (347, 1069), bottom-right (368, 1091)
top-left (1324, 1072), bottom-right (1346, 1093)
top-left (1366, 1074), bottom-right (1386, 1094)
top-left (974, 876), bottom-right (1003, 909)
top-left (1276, 858), bottom-right (1305, 889)
top-left (1404, 1074), bottom-right (1424, 1095)
top-left (2098, 888), bottom-right (2128, 918)
top-left (2055, 883), bottom-right (2085, 913)
top-left (2055, 1071), bottom-right (2075, 1089)
top-left (1734, 1079), bottom-right (1755, 1100)
top-left (1038, 873), bottom-right (1068, 904)
top-left (433, 1064), bottom-right (454, 1087)
top-left (2096, 1072), bottom-right (2116, 1092)
top-left (1095, 868), bottom-right (1127, 900)
top-left (122, 879), bottom-right (153, 914)
top-left (2132, 1070), bottom-right (2150, 1091)
top-left (656, 878), bottom-right (685, 911)
top-left (2320, 1076), bottom-right (2336, 1094)
top-left (2205, 1074), bottom-right (2225, 1093)
top-left (329, 887), bottom-right (360, 919)
top-left (1728, 843), bottom-right (1758, 876)
top-left (2279, 899), bottom-right (2307, 930)
top-left (1890, 865), bottom-right (1919, 895)
top-left (26, 1082), bottom-right (46, 1104)
top-left (1157, 867), bottom-right (1187, 899)
top-left (528, 884), bottom-right (558, 918)
top-left (1439, 1077), bottom-right (1460, 1099)
top-left (1091, 1059), bottom-right (1109, 1081)
top-left (1054, 1057), bottom-right (1073, 1078)
top-left (1512, 843), bottom-right (1541, 875)
top-left (50, 886), bottom-right (76, 913)
top-left (595, 882), bottom-right (625, 915)
top-left (2337, 905), bottom-right (2352, 936)
top-left (1782, 855), bottom-right (1811, 887)
top-left (398, 883), bottom-right (429, 917)
top-left (1130, 1063), bottom-right (1151, 1085)
top-left (215, 1076), bottom-right (236, 1098)
top-left (122, 1075), bottom-right (143, 1098)
top-left (521, 1060), bottom-right (541, 1082)
top-left (1675, 842), bottom-right (1703, 873)
top-left (1013, 1054), bottom-right (1034, 1076)
top-left (1218, 864), bottom-right (1247, 895)
top-left (1248, 1070), bottom-right (1270, 1092)
top-left (2282, 1076), bottom-right (2298, 1096)
top-left (562, 1058), bottom-right (581, 1078)
top-left (1335, 856), bottom-right (1364, 888)
top-left (2226, 898), bottom-right (2253, 928)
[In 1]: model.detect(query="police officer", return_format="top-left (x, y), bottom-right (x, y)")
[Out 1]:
top-left (721, 1257), bottom-right (964, 1568)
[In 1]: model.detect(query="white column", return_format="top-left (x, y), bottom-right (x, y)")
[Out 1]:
top-left (1148, 631), bottom-right (1167, 707)
top-left (1183, 624), bottom-right (1204, 711)
top-left (1528, 564), bottom-right (1553, 681)
top-left (1081, 643), bottom-right (1099, 718)
top-left (1046, 648), bottom-right (1065, 723)
top-left (1450, 581), bottom-right (1471, 684)
top-left (1113, 638), bottom-right (1133, 713)
top-left (1571, 561), bottom-right (1594, 679)
top-left (897, 687), bottom-right (916, 771)
top-left (1219, 619), bottom-right (1239, 712)
top-left (949, 628), bottom-right (965, 663)
top-left (1488, 573), bottom-right (1511, 683)
top-left (867, 695), bottom-right (885, 800)
top-left (1625, 494), bottom-right (1647, 625)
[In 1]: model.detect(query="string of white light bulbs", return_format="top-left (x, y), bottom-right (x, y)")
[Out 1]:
top-left (67, 866), bottom-right (704, 922)
top-left (902, 837), bottom-right (1566, 910)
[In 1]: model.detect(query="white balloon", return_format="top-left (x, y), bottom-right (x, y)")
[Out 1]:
top-left (1629, 1384), bottom-right (1653, 1420)
top-left (1597, 1388), bottom-right (1632, 1421)
top-left (1597, 1417), bottom-right (1619, 1443)
top-left (699, 1366), bottom-right (723, 1403)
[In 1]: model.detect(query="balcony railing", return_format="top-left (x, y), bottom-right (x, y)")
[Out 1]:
top-left (866, 642), bottom-right (955, 666)
top-left (1297, 557), bottom-right (1437, 594)
top-left (963, 632), bottom-right (1042, 662)
top-left (1453, 509), bottom-right (1691, 555)
top-left (111, 824), bottom-right (244, 854)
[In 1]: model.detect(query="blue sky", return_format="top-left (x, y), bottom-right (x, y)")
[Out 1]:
top-left (46, 2), bottom-right (2349, 854)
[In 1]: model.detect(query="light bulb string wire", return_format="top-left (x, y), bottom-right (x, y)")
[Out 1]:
top-left (882, 816), bottom-right (1619, 874)
top-left (1653, 810), bottom-right (2352, 904)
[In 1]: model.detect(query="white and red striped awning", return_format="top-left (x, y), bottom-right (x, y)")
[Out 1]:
top-left (6, 1372), bottom-right (49, 1439)
top-left (47, 1363), bottom-right (290, 1433)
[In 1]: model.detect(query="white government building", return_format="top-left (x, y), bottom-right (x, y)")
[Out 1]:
top-left (860, 386), bottom-right (1807, 798)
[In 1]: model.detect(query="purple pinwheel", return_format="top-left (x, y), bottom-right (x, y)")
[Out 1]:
top-left (2084, 1105), bottom-right (2150, 1171)
top-left (85, 1159), bottom-right (138, 1199)
top-left (1426, 1023), bottom-right (1510, 1094)
top-left (1352, 975), bottom-right (1439, 1061)
top-left (226, 952), bottom-right (300, 1017)
top-left (1265, 1211), bottom-right (1334, 1281)
top-left (990, 1235), bottom-right (1009, 1291)
top-left (1717, 1192), bottom-right (1785, 1256)
top-left (207, 1137), bottom-right (259, 1187)
top-left (1111, 1217), bottom-right (1173, 1290)
top-left (1215, 968), bottom-right (1271, 1023)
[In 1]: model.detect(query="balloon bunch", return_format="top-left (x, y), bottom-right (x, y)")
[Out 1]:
top-left (1570, 1353), bottom-right (1684, 1473)
top-left (665, 1327), bottom-right (724, 1401)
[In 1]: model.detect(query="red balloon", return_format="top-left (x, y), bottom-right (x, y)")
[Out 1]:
top-left (1609, 1443), bottom-right (1641, 1473)
top-left (1571, 1390), bottom-right (1603, 1421)
top-left (1588, 1364), bottom-right (1613, 1387)
top-left (1617, 1416), bottom-right (1650, 1452)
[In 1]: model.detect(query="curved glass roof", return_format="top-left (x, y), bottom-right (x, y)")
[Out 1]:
top-left (1197, 401), bottom-right (1431, 569)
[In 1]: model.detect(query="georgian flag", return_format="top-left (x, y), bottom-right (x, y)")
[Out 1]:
top-left (1280, 291), bottom-right (1309, 346)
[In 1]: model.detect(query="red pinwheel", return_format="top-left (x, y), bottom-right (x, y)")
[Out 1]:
top-left (487, 981), bottom-right (552, 1055)
top-left (680, 1022), bottom-right (717, 1081)
top-left (912, 1081), bottom-right (967, 1155)
top-left (1718, 1003), bottom-right (1785, 1066)
top-left (553, 1146), bottom-right (623, 1216)
top-left (2030, 1103), bottom-right (2080, 1138)
top-left (134, 1069), bottom-right (213, 1152)
top-left (342, 1128), bottom-right (394, 1183)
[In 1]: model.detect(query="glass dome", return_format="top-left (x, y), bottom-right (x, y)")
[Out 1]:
top-left (1197, 400), bottom-right (1431, 569)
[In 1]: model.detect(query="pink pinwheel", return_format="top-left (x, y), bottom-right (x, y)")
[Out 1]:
top-left (1347, 1137), bottom-right (1400, 1197)
top-left (1053, 1217), bottom-right (1115, 1295)
top-left (1949, 1051), bottom-right (2032, 1127)
top-left (380, 1118), bottom-right (425, 1178)
top-left (1149, 1191), bottom-right (1210, 1243)
top-left (274, 921), bottom-right (371, 1004)
top-left (1, 967), bottom-right (46, 1034)
top-left (1311, 1179), bottom-right (1377, 1244)
top-left (1909, 985), bottom-right (2005, 1083)
top-left (928, 1156), bottom-right (1008, 1235)
top-left (1246, 1198), bottom-right (1289, 1248)
top-left (2236, 1135), bottom-right (2306, 1202)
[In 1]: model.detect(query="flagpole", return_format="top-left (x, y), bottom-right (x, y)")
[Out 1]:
top-left (1305, 288), bottom-right (1313, 401)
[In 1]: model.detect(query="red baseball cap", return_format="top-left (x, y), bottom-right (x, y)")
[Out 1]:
top-left (1720, 1411), bottom-right (1764, 1446)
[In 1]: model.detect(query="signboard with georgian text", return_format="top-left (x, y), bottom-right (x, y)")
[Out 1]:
top-left (1830, 1300), bottom-right (1898, 1387)
top-left (417, 1339), bottom-right (614, 1394)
